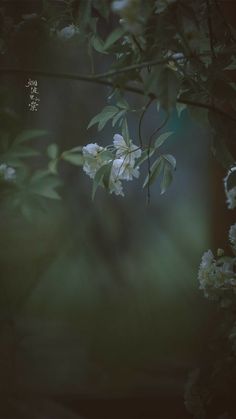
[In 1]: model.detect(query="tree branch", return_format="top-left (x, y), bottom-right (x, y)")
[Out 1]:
top-left (1, 66), bottom-right (236, 124)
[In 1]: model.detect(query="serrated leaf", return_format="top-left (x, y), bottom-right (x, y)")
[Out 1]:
top-left (14, 129), bottom-right (48, 144)
top-left (88, 106), bottom-right (119, 131)
top-left (103, 27), bottom-right (125, 50)
top-left (47, 143), bottom-right (58, 159)
top-left (162, 154), bottom-right (176, 169)
top-left (92, 163), bottom-right (111, 200)
top-left (143, 157), bottom-right (164, 188)
top-left (112, 110), bottom-right (126, 127)
top-left (116, 97), bottom-right (130, 110)
top-left (160, 163), bottom-right (173, 194)
top-left (155, 131), bottom-right (173, 148)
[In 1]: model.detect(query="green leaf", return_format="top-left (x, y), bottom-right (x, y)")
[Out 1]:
top-left (162, 154), bottom-right (176, 170)
top-left (3, 146), bottom-right (40, 161)
top-left (176, 102), bottom-right (187, 118)
top-left (102, 162), bottom-right (113, 189)
top-left (143, 157), bottom-right (164, 188)
top-left (103, 27), bottom-right (125, 50)
top-left (121, 118), bottom-right (130, 144)
top-left (48, 159), bottom-right (58, 174)
top-left (155, 131), bottom-right (173, 148)
top-left (92, 163), bottom-right (111, 200)
top-left (47, 143), bottom-right (58, 159)
top-left (135, 148), bottom-right (155, 167)
top-left (29, 170), bottom-right (62, 200)
top-left (116, 97), bottom-right (130, 110)
top-left (91, 35), bottom-right (107, 54)
top-left (88, 106), bottom-right (119, 131)
top-left (14, 129), bottom-right (48, 144)
top-left (112, 110), bottom-right (126, 127)
top-left (160, 163), bottom-right (173, 194)
top-left (61, 151), bottom-right (84, 166)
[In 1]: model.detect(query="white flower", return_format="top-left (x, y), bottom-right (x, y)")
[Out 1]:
top-left (198, 250), bottom-right (221, 298)
top-left (229, 223), bottom-right (236, 247)
top-left (198, 249), bottom-right (236, 299)
top-left (199, 249), bottom-right (214, 270)
top-left (224, 165), bottom-right (236, 209)
top-left (113, 134), bottom-right (141, 181)
top-left (0, 163), bottom-right (16, 181)
top-left (226, 187), bottom-right (236, 209)
top-left (113, 134), bottom-right (141, 162)
top-left (57, 24), bottom-right (79, 40)
top-left (82, 143), bottom-right (105, 179)
top-left (109, 159), bottom-right (124, 196)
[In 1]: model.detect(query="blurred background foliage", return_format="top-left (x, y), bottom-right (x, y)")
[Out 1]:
top-left (0, 1), bottom-right (223, 418)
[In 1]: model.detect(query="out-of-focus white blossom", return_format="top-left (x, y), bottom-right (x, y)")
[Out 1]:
top-left (224, 165), bottom-right (236, 209)
top-left (112, 0), bottom-right (142, 34)
top-left (57, 24), bottom-right (79, 40)
top-left (0, 163), bottom-right (16, 181)
top-left (226, 187), bottom-right (236, 209)
top-left (82, 143), bottom-right (105, 179)
top-left (229, 223), bottom-right (236, 247)
top-left (198, 249), bottom-right (236, 299)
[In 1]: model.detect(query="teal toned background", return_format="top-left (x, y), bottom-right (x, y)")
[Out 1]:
top-left (0, 3), bottom-right (215, 417)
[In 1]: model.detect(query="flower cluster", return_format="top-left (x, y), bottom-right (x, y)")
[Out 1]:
top-left (198, 224), bottom-right (236, 302)
top-left (0, 163), bottom-right (16, 181)
top-left (224, 165), bottom-right (236, 209)
top-left (82, 134), bottom-right (141, 197)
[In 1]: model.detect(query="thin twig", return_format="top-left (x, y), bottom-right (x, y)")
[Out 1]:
top-left (138, 97), bottom-right (153, 148)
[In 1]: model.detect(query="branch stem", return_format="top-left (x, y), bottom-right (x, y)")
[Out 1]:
top-left (1, 67), bottom-right (236, 123)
